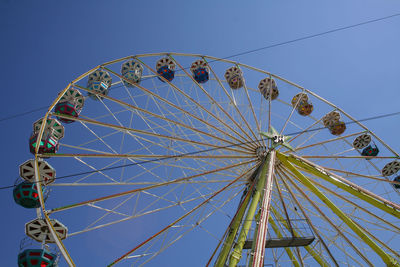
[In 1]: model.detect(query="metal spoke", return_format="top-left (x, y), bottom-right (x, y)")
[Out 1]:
top-left (108, 165), bottom-right (255, 266)
top-left (48, 159), bottom-right (256, 214)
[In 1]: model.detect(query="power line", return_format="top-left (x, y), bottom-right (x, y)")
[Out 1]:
top-left (2, 110), bottom-right (399, 191)
top-left (219, 12), bottom-right (400, 60)
top-left (1, 12), bottom-right (399, 124)
top-left (0, 106), bottom-right (49, 122)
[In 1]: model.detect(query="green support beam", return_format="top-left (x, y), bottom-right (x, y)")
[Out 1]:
top-left (214, 181), bottom-right (254, 266)
top-left (248, 151), bottom-right (276, 267)
top-left (214, 164), bottom-right (263, 267)
top-left (229, 151), bottom-right (275, 267)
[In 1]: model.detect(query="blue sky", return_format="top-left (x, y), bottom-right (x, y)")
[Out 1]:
top-left (1, 1), bottom-right (400, 266)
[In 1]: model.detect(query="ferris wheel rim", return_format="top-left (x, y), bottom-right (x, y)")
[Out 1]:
top-left (28, 52), bottom-right (400, 266)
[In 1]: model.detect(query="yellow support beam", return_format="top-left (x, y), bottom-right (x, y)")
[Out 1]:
top-left (284, 153), bottom-right (400, 219)
top-left (276, 153), bottom-right (399, 266)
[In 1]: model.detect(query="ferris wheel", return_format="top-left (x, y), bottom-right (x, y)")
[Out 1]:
top-left (15, 53), bottom-right (400, 267)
